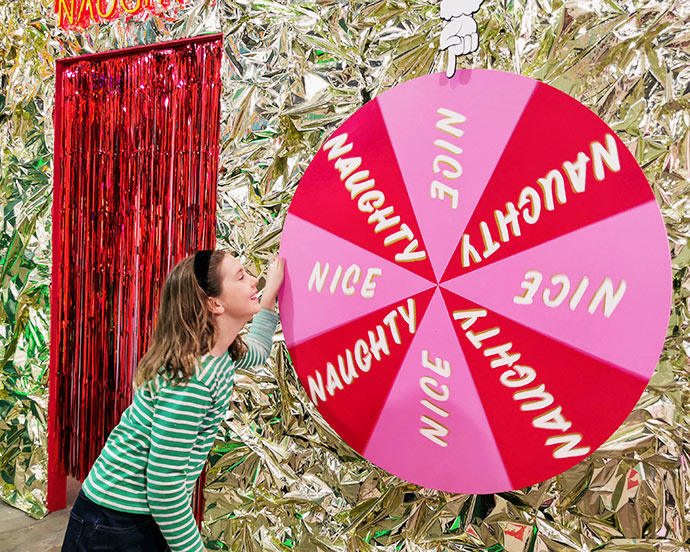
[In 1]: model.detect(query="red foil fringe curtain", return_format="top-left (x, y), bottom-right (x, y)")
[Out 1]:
top-left (50, 35), bottom-right (223, 516)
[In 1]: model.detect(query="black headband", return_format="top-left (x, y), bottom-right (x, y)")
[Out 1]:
top-left (193, 250), bottom-right (214, 295)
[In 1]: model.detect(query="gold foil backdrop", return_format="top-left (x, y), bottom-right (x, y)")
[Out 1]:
top-left (1, 0), bottom-right (689, 549)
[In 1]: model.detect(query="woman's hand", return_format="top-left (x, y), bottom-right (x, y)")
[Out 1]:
top-left (260, 256), bottom-right (285, 311)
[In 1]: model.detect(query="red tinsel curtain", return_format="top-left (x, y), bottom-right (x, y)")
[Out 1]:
top-left (50, 35), bottom-right (222, 518)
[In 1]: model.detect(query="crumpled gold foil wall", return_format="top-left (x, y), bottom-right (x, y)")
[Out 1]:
top-left (1, 0), bottom-right (689, 548)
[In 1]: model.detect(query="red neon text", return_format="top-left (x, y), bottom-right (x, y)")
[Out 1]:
top-left (55, 0), bottom-right (185, 28)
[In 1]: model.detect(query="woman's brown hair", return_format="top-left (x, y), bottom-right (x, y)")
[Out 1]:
top-left (134, 250), bottom-right (247, 387)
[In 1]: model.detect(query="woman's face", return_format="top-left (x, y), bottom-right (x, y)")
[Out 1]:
top-left (214, 254), bottom-right (260, 321)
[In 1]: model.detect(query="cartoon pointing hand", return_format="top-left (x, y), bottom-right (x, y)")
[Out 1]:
top-left (439, 0), bottom-right (484, 78)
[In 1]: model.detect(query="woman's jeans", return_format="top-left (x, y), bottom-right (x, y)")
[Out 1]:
top-left (61, 490), bottom-right (170, 551)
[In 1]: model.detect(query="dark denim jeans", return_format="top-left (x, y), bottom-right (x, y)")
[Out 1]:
top-left (61, 490), bottom-right (170, 551)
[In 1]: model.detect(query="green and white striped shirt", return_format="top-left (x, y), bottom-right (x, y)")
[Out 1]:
top-left (82, 309), bottom-right (279, 552)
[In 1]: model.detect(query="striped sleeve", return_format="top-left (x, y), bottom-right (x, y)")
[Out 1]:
top-left (234, 308), bottom-right (279, 370)
top-left (146, 380), bottom-right (211, 552)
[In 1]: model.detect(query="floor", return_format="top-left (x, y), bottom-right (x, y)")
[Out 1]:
top-left (0, 478), bottom-right (81, 552)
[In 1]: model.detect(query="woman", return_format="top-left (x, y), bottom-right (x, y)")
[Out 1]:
top-left (62, 250), bottom-right (284, 552)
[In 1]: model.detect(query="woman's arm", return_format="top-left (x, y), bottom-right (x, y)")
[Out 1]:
top-left (146, 380), bottom-right (211, 552)
top-left (233, 257), bottom-right (283, 370)
top-left (259, 257), bottom-right (284, 312)
top-left (233, 308), bottom-right (279, 370)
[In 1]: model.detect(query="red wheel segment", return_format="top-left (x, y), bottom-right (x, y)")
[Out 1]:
top-left (287, 99), bottom-right (436, 282)
top-left (440, 288), bottom-right (649, 490)
top-left (288, 289), bottom-right (435, 454)
top-left (441, 81), bottom-right (655, 283)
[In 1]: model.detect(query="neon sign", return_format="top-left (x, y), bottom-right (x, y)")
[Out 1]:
top-left (55, 0), bottom-right (185, 29)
